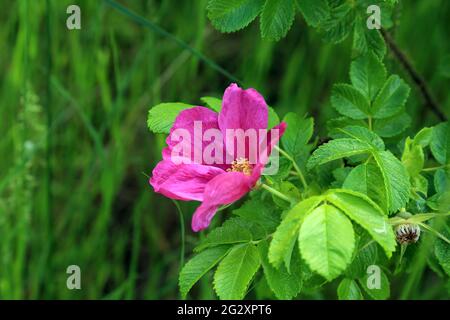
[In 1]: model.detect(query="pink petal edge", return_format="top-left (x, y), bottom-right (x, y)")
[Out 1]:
top-left (150, 160), bottom-right (225, 201)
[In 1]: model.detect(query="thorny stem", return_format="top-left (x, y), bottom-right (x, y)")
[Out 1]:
top-left (260, 183), bottom-right (294, 203)
top-left (381, 28), bottom-right (447, 121)
top-left (274, 145), bottom-right (308, 190)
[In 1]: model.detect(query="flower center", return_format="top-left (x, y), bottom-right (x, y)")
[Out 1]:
top-left (227, 157), bottom-right (252, 176)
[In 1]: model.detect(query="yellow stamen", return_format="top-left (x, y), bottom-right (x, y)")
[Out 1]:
top-left (227, 157), bottom-right (252, 176)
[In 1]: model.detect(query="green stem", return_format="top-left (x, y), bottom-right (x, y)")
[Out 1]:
top-left (172, 200), bottom-right (185, 286)
top-left (368, 116), bottom-right (373, 131)
top-left (358, 239), bottom-right (375, 253)
top-left (418, 222), bottom-right (450, 244)
top-left (400, 217), bottom-right (446, 299)
top-left (274, 146), bottom-right (308, 189)
top-left (260, 183), bottom-right (293, 203)
top-left (216, 203), bottom-right (233, 212)
top-left (250, 233), bottom-right (274, 245)
top-left (394, 244), bottom-right (408, 275)
top-left (422, 165), bottom-right (447, 172)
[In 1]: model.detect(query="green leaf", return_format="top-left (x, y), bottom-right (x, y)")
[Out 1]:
top-left (352, 16), bottom-right (386, 60)
top-left (350, 51), bottom-right (387, 100)
top-left (373, 150), bottom-right (411, 213)
top-left (327, 117), bottom-right (366, 133)
top-left (269, 196), bottom-right (323, 268)
top-left (382, 0), bottom-right (399, 5)
top-left (307, 139), bottom-right (372, 170)
top-left (326, 189), bottom-right (396, 257)
top-left (337, 278), bottom-right (363, 300)
top-left (331, 84), bottom-right (371, 119)
top-left (371, 75), bottom-right (410, 119)
top-left (281, 113), bottom-right (314, 157)
top-left (260, 0), bottom-right (296, 41)
top-left (195, 218), bottom-right (253, 252)
top-left (412, 127), bottom-right (433, 147)
top-left (214, 243), bottom-right (261, 299)
top-left (271, 181), bottom-right (301, 209)
top-left (359, 268), bottom-right (390, 300)
top-left (430, 122), bottom-right (450, 165)
top-left (295, 0), bottom-right (329, 27)
top-left (360, 0), bottom-right (395, 27)
top-left (312, 159), bottom-right (344, 189)
top-left (345, 235), bottom-right (378, 279)
top-left (201, 96), bottom-right (222, 112)
top-left (434, 168), bottom-right (450, 195)
top-left (411, 174), bottom-right (428, 197)
top-left (320, 3), bottom-right (355, 44)
top-left (373, 111), bottom-right (411, 137)
top-left (147, 102), bottom-right (193, 134)
top-left (299, 204), bottom-right (355, 281)
top-left (309, 136), bottom-right (409, 213)
top-left (264, 157), bottom-right (292, 183)
top-left (258, 240), bottom-right (302, 299)
top-left (179, 246), bottom-right (230, 298)
top-left (435, 229), bottom-right (450, 276)
top-left (268, 106), bottom-right (281, 128)
top-left (233, 198), bottom-right (280, 233)
top-left (330, 125), bottom-right (385, 150)
top-left (332, 167), bottom-right (353, 188)
top-left (207, 0), bottom-right (265, 33)
top-left (343, 161), bottom-right (388, 213)
top-left (427, 249), bottom-right (446, 278)
top-left (401, 137), bottom-right (425, 177)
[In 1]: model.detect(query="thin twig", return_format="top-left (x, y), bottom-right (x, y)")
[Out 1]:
top-left (381, 29), bottom-right (446, 121)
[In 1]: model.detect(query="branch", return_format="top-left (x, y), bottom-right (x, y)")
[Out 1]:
top-left (381, 29), bottom-right (447, 121)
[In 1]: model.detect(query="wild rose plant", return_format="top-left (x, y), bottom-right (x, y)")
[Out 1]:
top-left (147, 64), bottom-right (449, 301)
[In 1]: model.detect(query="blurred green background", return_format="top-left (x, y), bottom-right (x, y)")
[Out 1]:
top-left (0, 0), bottom-right (449, 299)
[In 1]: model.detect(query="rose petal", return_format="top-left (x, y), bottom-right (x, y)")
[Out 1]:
top-left (219, 83), bottom-right (268, 132)
top-left (165, 106), bottom-right (227, 168)
top-left (150, 160), bottom-right (225, 201)
top-left (191, 170), bottom-right (261, 231)
top-left (218, 84), bottom-right (269, 163)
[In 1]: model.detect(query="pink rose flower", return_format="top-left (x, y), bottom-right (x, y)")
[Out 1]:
top-left (150, 83), bottom-right (286, 231)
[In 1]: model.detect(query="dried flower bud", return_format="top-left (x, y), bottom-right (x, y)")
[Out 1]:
top-left (395, 223), bottom-right (421, 244)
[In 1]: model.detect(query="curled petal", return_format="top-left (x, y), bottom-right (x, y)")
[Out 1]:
top-left (191, 170), bottom-right (261, 232)
top-left (190, 203), bottom-right (219, 233)
top-left (150, 160), bottom-right (224, 201)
